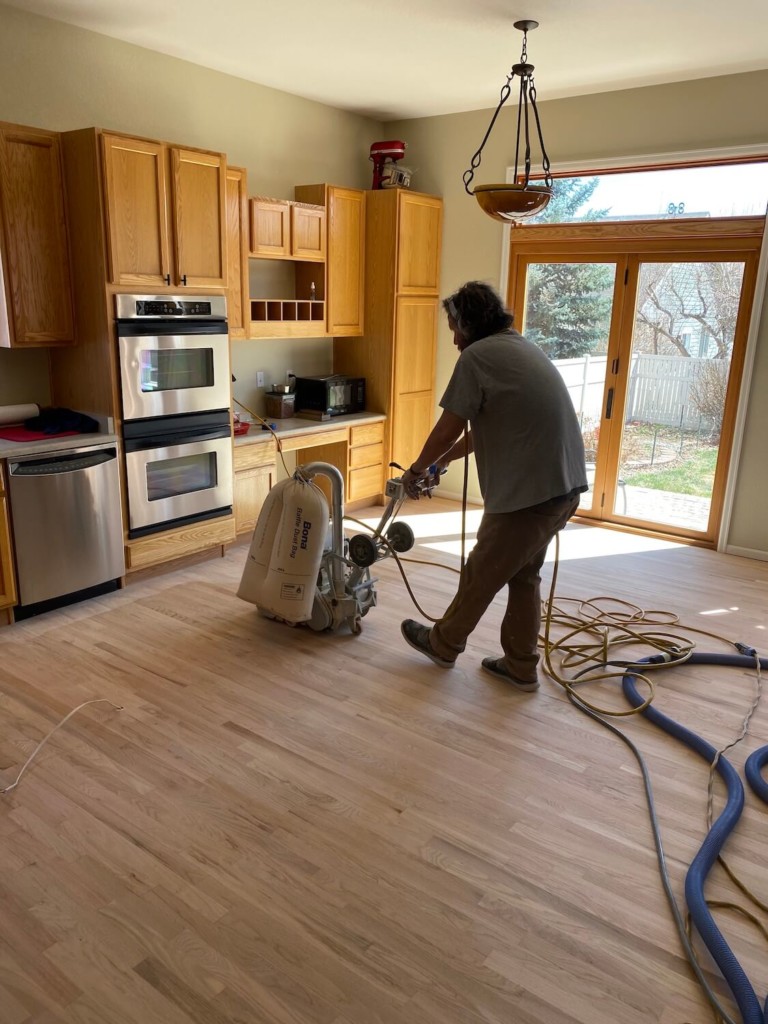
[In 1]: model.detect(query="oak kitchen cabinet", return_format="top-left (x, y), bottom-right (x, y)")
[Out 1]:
top-left (246, 184), bottom-right (365, 339)
top-left (295, 184), bottom-right (365, 337)
top-left (0, 463), bottom-right (17, 612)
top-left (0, 122), bottom-right (75, 348)
top-left (333, 189), bottom-right (443, 481)
top-left (249, 197), bottom-right (326, 261)
top-left (101, 132), bottom-right (227, 289)
top-left (226, 166), bottom-right (250, 339)
top-left (233, 442), bottom-right (276, 536)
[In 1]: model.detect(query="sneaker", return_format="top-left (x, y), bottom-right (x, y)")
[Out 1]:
top-left (481, 657), bottom-right (540, 692)
top-left (401, 620), bottom-right (455, 668)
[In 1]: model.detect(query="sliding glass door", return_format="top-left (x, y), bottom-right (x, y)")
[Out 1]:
top-left (509, 221), bottom-right (761, 543)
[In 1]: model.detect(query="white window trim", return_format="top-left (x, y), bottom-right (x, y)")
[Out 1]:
top-left (498, 144), bottom-right (768, 552)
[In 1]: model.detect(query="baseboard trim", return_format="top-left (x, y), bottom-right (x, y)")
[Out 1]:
top-left (724, 544), bottom-right (768, 562)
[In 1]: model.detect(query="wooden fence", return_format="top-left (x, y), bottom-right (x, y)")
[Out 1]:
top-left (554, 353), bottom-right (718, 430)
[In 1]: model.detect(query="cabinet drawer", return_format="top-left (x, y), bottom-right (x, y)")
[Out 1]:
top-left (350, 421), bottom-right (384, 447)
top-left (126, 516), bottom-right (236, 570)
top-left (234, 442), bottom-right (277, 471)
top-left (348, 463), bottom-right (383, 502)
top-left (349, 442), bottom-right (383, 470)
top-left (280, 428), bottom-right (347, 452)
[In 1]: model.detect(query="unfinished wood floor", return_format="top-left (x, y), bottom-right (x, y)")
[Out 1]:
top-left (1, 500), bottom-right (767, 1024)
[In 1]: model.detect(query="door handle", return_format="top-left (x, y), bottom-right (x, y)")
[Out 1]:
top-left (605, 387), bottom-right (614, 420)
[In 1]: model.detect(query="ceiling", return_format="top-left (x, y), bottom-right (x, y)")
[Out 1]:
top-left (7, 0), bottom-right (768, 120)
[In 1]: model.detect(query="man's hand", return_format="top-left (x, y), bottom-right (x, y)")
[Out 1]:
top-left (401, 466), bottom-right (425, 500)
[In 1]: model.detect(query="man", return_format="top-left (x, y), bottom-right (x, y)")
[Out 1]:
top-left (400, 280), bottom-right (587, 691)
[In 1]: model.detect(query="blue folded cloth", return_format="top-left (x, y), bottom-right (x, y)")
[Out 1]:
top-left (24, 407), bottom-right (100, 435)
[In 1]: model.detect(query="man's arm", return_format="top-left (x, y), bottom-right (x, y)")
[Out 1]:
top-left (436, 429), bottom-right (474, 469)
top-left (409, 409), bottom-right (468, 474)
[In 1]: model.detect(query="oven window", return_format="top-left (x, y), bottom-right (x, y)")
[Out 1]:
top-left (146, 452), bottom-right (218, 501)
top-left (140, 348), bottom-right (214, 393)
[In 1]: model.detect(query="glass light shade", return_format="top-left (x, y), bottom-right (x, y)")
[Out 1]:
top-left (474, 183), bottom-right (552, 223)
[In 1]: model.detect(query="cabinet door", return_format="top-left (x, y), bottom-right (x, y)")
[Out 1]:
top-left (250, 199), bottom-right (291, 258)
top-left (396, 192), bottom-right (443, 295)
top-left (391, 392), bottom-right (436, 470)
top-left (291, 204), bottom-right (326, 261)
top-left (102, 133), bottom-right (171, 288)
top-left (393, 296), bottom-right (438, 396)
top-left (234, 464), bottom-right (275, 535)
top-left (327, 187), bottom-right (364, 336)
top-left (0, 493), bottom-right (17, 609)
top-left (0, 126), bottom-right (75, 346)
top-left (171, 148), bottom-right (227, 288)
top-left (226, 167), bottom-right (249, 339)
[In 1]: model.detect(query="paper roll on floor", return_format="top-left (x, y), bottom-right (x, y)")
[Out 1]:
top-left (0, 404), bottom-right (39, 425)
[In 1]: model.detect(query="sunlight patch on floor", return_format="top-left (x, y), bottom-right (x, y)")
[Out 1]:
top-left (351, 507), bottom-right (684, 562)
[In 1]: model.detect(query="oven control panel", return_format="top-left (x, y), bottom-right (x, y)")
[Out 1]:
top-left (115, 294), bottom-right (227, 320)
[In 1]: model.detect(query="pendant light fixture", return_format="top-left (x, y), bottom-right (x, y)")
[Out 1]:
top-left (463, 20), bottom-right (553, 223)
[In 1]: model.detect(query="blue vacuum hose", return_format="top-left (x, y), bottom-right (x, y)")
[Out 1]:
top-left (623, 652), bottom-right (768, 1024)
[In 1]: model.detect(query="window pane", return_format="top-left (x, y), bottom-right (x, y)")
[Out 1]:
top-left (529, 165), bottom-right (768, 224)
top-left (614, 260), bottom-right (744, 532)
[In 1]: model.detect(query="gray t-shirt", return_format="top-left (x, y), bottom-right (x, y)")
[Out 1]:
top-left (440, 329), bottom-right (588, 513)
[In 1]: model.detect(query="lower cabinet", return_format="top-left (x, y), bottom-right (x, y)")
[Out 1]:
top-left (233, 442), bottom-right (276, 535)
top-left (347, 422), bottom-right (384, 502)
top-left (232, 419), bottom-right (387, 534)
top-left (0, 491), bottom-right (17, 610)
top-left (234, 463), bottom-right (276, 535)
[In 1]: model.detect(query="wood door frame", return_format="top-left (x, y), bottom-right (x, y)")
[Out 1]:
top-left (507, 218), bottom-right (763, 545)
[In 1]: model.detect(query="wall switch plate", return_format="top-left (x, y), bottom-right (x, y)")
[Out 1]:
top-left (256, 371), bottom-right (265, 388)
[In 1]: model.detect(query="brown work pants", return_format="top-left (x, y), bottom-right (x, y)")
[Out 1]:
top-left (429, 492), bottom-right (580, 682)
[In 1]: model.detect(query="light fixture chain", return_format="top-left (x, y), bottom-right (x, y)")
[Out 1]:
top-left (463, 70), bottom-right (515, 195)
top-left (529, 78), bottom-right (553, 187)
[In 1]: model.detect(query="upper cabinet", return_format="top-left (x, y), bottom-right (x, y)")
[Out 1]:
top-left (326, 186), bottom-right (365, 337)
top-left (0, 122), bottom-right (75, 348)
top-left (295, 183), bottom-right (365, 337)
top-left (396, 192), bottom-right (443, 294)
top-left (249, 197), bottom-right (326, 262)
top-left (101, 132), bottom-right (227, 289)
top-left (226, 166), bottom-right (250, 339)
top-left (333, 187), bottom-right (443, 475)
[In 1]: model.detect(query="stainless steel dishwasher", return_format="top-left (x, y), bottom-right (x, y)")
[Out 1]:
top-left (8, 442), bottom-right (125, 614)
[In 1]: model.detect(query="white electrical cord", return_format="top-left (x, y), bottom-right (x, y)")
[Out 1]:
top-left (0, 698), bottom-right (123, 795)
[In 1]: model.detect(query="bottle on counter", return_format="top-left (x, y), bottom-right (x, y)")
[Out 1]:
top-left (309, 281), bottom-right (316, 301)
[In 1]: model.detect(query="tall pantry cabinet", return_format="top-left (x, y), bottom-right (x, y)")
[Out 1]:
top-left (333, 188), bottom-right (443, 476)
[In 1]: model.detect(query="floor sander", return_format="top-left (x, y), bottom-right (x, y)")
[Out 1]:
top-left (237, 462), bottom-right (440, 634)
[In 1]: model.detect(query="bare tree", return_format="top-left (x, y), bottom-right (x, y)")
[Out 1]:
top-left (632, 261), bottom-right (743, 358)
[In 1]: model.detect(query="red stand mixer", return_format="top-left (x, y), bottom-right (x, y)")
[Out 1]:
top-left (369, 140), bottom-right (408, 189)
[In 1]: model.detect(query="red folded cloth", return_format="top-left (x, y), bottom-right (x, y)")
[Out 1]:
top-left (0, 427), bottom-right (80, 442)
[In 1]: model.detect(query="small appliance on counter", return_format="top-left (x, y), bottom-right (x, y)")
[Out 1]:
top-left (294, 375), bottom-right (365, 418)
top-left (264, 384), bottom-right (296, 420)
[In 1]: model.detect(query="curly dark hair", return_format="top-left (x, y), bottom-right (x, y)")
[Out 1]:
top-left (442, 281), bottom-right (513, 344)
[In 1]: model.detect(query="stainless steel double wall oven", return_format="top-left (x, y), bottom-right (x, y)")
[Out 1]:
top-left (116, 294), bottom-right (233, 538)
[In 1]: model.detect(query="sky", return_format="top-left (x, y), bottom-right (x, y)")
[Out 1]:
top-left (574, 163), bottom-right (768, 219)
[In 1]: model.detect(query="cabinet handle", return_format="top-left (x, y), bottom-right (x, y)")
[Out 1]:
top-left (164, 274), bottom-right (171, 286)
top-left (181, 274), bottom-right (187, 286)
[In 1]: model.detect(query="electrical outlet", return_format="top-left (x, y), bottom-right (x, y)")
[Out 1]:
top-left (256, 371), bottom-right (265, 388)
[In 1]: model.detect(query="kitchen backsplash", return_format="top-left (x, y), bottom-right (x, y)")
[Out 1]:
top-left (230, 336), bottom-right (333, 418)
top-left (0, 349), bottom-right (52, 407)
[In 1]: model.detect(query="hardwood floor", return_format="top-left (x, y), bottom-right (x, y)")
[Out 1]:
top-left (0, 498), bottom-right (766, 1024)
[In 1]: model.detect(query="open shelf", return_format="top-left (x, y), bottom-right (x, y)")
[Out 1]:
top-left (249, 298), bottom-right (326, 338)
top-left (250, 299), bottom-right (325, 323)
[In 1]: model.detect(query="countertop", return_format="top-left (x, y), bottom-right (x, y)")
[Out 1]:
top-left (0, 432), bottom-right (119, 460)
top-left (234, 411), bottom-right (385, 447)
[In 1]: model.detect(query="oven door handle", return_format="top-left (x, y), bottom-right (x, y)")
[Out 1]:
top-left (124, 424), bottom-right (231, 453)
